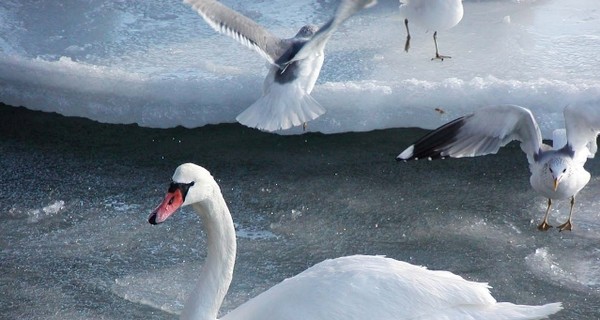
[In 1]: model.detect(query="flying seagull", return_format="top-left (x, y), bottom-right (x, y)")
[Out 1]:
top-left (399, 0), bottom-right (463, 60)
top-left (184, 0), bottom-right (377, 132)
top-left (397, 104), bottom-right (600, 231)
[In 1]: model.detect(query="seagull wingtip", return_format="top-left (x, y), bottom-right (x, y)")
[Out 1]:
top-left (396, 145), bottom-right (414, 161)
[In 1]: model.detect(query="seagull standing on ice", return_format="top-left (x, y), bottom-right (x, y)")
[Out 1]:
top-left (399, 0), bottom-right (463, 60)
top-left (184, 0), bottom-right (376, 132)
top-left (397, 104), bottom-right (600, 231)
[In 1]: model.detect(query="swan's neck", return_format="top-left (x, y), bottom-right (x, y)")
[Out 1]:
top-left (181, 187), bottom-right (236, 320)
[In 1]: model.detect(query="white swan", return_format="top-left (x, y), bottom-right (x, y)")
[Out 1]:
top-left (148, 163), bottom-right (562, 320)
top-left (184, 0), bottom-right (376, 132)
top-left (397, 103), bottom-right (600, 232)
top-left (399, 0), bottom-right (463, 60)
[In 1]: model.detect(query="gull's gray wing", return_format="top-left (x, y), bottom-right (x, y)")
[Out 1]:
top-left (184, 0), bottom-right (288, 65)
top-left (397, 105), bottom-right (543, 165)
top-left (564, 101), bottom-right (600, 164)
top-left (286, 0), bottom-right (377, 64)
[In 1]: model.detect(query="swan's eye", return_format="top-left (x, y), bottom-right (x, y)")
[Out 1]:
top-left (562, 168), bottom-right (566, 173)
top-left (168, 181), bottom-right (195, 201)
top-left (549, 168), bottom-right (553, 173)
top-left (180, 181), bottom-right (195, 195)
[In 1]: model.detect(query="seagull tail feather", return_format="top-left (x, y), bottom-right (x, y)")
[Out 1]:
top-left (236, 83), bottom-right (325, 132)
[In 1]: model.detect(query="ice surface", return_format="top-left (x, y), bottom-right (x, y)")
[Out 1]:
top-left (525, 247), bottom-right (600, 292)
top-left (1, 0), bottom-right (599, 134)
top-left (2, 105), bottom-right (600, 319)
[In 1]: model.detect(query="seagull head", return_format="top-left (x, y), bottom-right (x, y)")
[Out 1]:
top-left (547, 157), bottom-right (570, 191)
top-left (295, 24), bottom-right (318, 39)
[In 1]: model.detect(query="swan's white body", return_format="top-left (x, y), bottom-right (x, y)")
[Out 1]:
top-left (149, 163), bottom-right (562, 320)
top-left (184, 0), bottom-right (375, 132)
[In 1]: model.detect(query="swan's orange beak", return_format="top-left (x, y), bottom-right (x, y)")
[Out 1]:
top-left (553, 178), bottom-right (559, 191)
top-left (149, 189), bottom-right (184, 225)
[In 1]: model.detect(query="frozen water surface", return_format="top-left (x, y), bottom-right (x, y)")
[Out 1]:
top-left (2, 105), bottom-right (600, 319)
top-left (1, 0), bottom-right (600, 319)
top-left (0, 0), bottom-right (599, 133)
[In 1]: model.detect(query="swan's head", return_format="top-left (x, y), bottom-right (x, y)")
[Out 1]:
top-left (148, 163), bottom-right (216, 225)
top-left (295, 24), bottom-right (318, 38)
top-left (547, 157), bottom-right (571, 191)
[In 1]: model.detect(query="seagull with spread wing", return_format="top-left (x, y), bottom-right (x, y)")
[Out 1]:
top-left (184, 0), bottom-right (376, 132)
top-left (397, 104), bottom-right (600, 231)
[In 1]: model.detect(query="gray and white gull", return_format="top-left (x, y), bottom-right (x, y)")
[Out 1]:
top-left (184, 0), bottom-right (376, 132)
top-left (399, 0), bottom-right (463, 60)
top-left (397, 104), bottom-right (600, 231)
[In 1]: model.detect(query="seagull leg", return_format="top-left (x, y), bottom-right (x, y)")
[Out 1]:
top-left (404, 18), bottom-right (411, 52)
top-left (537, 198), bottom-right (553, 231)
top-left (557, 196), bottom-right (575, 232)
top-left (431, 31), bottom-right (451, 61)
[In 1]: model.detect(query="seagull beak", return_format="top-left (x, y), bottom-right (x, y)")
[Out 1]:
top-left (553, 178), bottom-right (560, 191)
top-left (148, 189), bottom-right (184, 225)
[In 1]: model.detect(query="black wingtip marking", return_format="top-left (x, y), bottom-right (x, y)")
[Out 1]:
top-left (402, 115), bottom-right (468, 161)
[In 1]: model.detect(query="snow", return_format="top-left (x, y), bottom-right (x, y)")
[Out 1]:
top-left (1, 0), bottom-right (599, 134)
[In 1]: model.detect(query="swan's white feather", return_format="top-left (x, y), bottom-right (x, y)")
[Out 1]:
top-left (223, 255), bottom-right (496, 320)
top-left (223, 255), bottom-right (562, 319)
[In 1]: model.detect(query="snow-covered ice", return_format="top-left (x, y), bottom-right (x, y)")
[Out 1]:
top-left (0, 0), bottom-right (599, 134)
